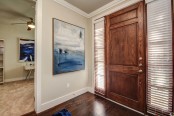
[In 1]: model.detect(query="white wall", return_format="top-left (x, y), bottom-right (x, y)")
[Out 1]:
top-left (0, 23), bottom-right (34, 81)
top-left (39, 0), bottom-right (91, 109)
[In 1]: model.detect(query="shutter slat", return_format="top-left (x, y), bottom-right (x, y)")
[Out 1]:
top-left (147, 0), bottom-right (173, 115)
top-left (94, 20), bottom-right (105, 95)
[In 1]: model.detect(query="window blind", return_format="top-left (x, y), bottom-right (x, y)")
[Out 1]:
top-left (94, 19), bottom-right (105, 95)
top-left (147, 0), bottom-right (173, 115)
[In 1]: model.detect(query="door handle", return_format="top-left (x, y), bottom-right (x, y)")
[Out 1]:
top-left (139, 57), bottom-right (143, 61)
top-left (139, 63), bottom-right (143, 66)
top-left (138, 69), bottom-right (143, 73)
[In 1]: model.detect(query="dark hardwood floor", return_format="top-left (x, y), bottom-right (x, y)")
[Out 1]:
top-left (24, 92), bottom-right (143, 116)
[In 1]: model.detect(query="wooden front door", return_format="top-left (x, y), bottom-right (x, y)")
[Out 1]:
top-left (105, 2), bottom-right (145, 112)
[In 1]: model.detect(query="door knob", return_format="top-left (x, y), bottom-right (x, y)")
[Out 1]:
top-left (139, 57), bottom-right (143, 60)
top-left (139, 63), bottom-right (143, 66)
top-left (138, 69), bottom-right (143, 73)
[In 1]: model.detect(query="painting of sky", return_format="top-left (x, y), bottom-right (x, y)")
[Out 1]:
top-left (53, 19), bottom-right (85, 75)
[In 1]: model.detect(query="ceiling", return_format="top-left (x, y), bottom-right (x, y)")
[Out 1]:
top-left (64, 0), bottom-right (114, 14)
top-left (0, 0), bottom-right (35, 24)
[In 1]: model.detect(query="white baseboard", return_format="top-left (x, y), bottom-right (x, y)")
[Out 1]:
top-left (38, 87), bottom-right (144, 115)
top-left (4, 76), bottom-right (34, 82)
top-left (40, 87), bottom-right (90, 112)
top-left (87, 87), bottom-right (94, 94)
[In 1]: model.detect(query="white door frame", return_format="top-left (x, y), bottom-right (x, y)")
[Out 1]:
top-left (34, 0), bottom-right (42, 113)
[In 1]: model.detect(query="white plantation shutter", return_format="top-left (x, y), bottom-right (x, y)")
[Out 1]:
top-left (147, 0), bottom-right (173, 115)
top-left (94, 18), bottom-right (105, 95)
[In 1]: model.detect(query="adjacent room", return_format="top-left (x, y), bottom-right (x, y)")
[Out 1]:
top-left (0, 0), bottom-right (36, 115)
top-left (0, 0), bottom-right (174, 116)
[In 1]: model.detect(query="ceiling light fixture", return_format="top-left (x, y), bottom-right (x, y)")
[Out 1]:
top-left (27, 21), bottom-right (35, 28)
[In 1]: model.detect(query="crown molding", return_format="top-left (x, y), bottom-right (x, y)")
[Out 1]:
top-left (54, 0), bottom-right (89, 18)
top-left (145, 0), bottom-right (156, 4)
top-left (88, 0), bottom-right (126, 18)
top-left (54, 0), bottom-right (139, 18)
top-left (92, 0), bottom-right (142, 21)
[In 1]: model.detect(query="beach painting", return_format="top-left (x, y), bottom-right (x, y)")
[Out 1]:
top-left (53, 19), bottom-right (85, 75)
top-left (19, 39), bottom-right (34, 62)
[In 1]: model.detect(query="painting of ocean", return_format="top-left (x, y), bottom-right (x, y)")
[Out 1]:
top-left (53, 19), bottom-right (85, 75)
top-left (19, 39), bottom-right (34, 62)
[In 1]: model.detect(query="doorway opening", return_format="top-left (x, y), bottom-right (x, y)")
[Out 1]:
top-left (0, 0), bottom-right (36, 115)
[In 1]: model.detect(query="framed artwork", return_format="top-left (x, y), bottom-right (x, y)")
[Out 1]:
top-left (19, 39), bottom-right (34, 62)
top-left (53, 18), bottom-right (85, 75)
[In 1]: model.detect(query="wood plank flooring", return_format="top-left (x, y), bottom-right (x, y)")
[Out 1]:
top-left (24, 92), bottom-right (143, 116)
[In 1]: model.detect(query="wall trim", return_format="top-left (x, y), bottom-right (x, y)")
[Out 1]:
top-left (87, 87), bottom-right (94, 94)
top-left (4, 76), bottom-right (34, 82)
top-left (54, 0), bottom-right (89, 18)
top-left (40, 87), bottom-right (91, 112)
top-left (145, 0), bottom-right (156, 4)
top-left (35, 0), bottom-right (42, 113)
top-left (39, 87), bottom-right (144, 115)
top-left (92, 0), bottom-right (142, 21)
top-left (89, 0), bottom-right (126, 18)
top-left (54, 0), bottom-right (128, 18)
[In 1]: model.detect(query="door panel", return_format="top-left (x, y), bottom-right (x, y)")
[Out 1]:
top-left (105, 2), bottom-right (145, 112)
top-left (110, 23), bottom-right (138, 65)
top-left (110, 72), bottom-right (138, 100)
top-left (110, 9), bottom-right (137, 25)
